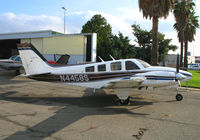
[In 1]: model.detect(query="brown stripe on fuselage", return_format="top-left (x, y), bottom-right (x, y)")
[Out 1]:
top-left (29, 71), bottom-right (146, 82)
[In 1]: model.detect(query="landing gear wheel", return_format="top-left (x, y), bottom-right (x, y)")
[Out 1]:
top-left (119, 97), bottom-right (130, 105)
top-left (176, 94), bottom-right (183, 101)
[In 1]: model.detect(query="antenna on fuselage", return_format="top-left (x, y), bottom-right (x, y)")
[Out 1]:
top-left (109, 55), bottom-right (115, 61)
top-left (98, 56), bottom-right (104, 62)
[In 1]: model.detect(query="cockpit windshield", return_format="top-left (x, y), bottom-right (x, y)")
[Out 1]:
top-left (137, 59), bottom-right (151, 68)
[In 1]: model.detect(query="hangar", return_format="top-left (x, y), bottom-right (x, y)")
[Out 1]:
top-left (0, 30), bottom-right (97, 64)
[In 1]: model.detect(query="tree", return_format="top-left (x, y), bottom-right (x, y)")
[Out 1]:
top-left (158, 36), bottom-right (177, 62)
top-left (183, 10), bottom-right (199, 68)
top-left (138, 0), bottom-right (174, 65)
top-left (81, 14), bottom-right (113, 60)
top-left (132, 24), bottom-right (177, 63)
top-left (173, 0), bottom-right (199, 68)
top-left (111, 32), bottom-right (136, 59)
top-left (81, 14), bottom-right (177, 63)
top-left (81, 14), bottom-right (136, 61)
top-left (173, 0), bottom-right (190, 67)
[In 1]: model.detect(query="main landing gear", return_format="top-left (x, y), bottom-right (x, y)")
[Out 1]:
top-left (119, 97), bottom-right (130, 105)
top-left (115, 88), bottom-right (131, 105)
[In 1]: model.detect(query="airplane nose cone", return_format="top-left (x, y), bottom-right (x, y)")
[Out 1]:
top-left (178, 70), bottom-right (192, 82)
top-left (176, 73), bottom-right (186, 80)
top-left (186, 71), bottom-right (192, 80)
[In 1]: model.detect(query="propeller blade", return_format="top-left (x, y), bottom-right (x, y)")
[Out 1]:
top-left (176, 54), bottom-right (180, 73)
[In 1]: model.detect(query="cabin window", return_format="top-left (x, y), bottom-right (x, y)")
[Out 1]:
top-left (110, 62), bottom-right (121, 71)
top-left (15, 56), bottom-right (21, 62)
top-left (125, 61), bottom-right (140, 70)
top-left (98, 64), bottom-right (106, 72)
top-left (85, 66), bottom-right (94, 72)
top-left (136, 59), bottom-right (150, 68)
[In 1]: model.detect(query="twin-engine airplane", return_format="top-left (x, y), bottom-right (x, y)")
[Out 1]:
top-left (17, 43), bottom-right (192, 104)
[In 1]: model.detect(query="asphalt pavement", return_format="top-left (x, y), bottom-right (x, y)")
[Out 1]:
top-left (0, 69), bottom-right (200, 140)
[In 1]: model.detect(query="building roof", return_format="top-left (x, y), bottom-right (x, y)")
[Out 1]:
top-left (0, 30), bottom-right (64, 40)
top-left (0, 30), bottom-right (96, 40)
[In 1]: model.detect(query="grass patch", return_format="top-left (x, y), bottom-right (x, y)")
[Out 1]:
top-left (181, 70), bottom-right (200, 88)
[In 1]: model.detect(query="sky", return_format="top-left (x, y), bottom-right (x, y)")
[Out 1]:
top-left (0, 0), bottom-right (200, 56)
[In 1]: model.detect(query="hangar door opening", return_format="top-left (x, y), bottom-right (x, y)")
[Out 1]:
top-left (0, 39), bottom-right (20, 59)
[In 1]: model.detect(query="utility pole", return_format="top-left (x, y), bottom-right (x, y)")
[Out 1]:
top-left (61, 7), bottom-right (67, 33)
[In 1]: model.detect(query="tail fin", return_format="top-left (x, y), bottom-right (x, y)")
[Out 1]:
top-left (17, 43), bottom-right (51, 75)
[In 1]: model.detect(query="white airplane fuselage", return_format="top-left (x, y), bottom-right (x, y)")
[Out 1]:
top-left (17, 43), bottom-right (192, 102)
top-left (23, 56), bottom-right (191, 89)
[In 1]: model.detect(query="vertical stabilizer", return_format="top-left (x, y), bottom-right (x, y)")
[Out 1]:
top-left (17, 43), bottom-right (51, 75)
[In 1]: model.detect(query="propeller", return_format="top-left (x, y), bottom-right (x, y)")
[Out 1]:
top-left (175, 54), bottom-right (186, 81)
top-left (176, 54), bottom-right (180, 74)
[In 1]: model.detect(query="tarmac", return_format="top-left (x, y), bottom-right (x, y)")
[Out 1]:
top-left (0, 69), bottom-right (200, 140)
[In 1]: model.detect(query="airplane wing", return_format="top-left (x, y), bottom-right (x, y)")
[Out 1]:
top-left (103, 76), bottom-right (146, 89)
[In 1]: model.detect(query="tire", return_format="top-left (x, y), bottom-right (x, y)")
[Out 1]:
top-left (120, 97), bottom-right (130, 105)
top-left (176, 94), bottom-right (183, 101)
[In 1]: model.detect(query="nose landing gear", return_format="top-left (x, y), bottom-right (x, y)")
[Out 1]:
top-left (176, 94), bottom-right (183, 101)
top-left (176, 80), bottom-right (183, 101)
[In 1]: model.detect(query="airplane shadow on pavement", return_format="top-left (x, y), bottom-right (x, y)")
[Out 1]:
top-left (0, 70), bottom-right (30, 85)
top-left (0, 91), bottom-right (152, 140)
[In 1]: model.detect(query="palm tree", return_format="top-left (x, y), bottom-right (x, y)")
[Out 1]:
top-left (138, 0), bottom-right (174, 66)
top-left (173, 0), bottom-right (199, 69)
top-left (183, 10), bottom-right (199, 68)
top-left (173, 0), bottom-right (188, 67)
